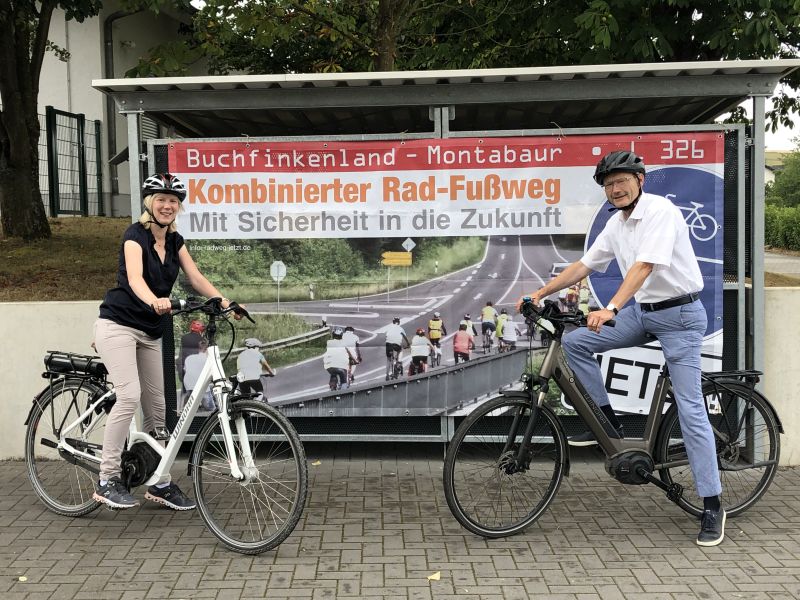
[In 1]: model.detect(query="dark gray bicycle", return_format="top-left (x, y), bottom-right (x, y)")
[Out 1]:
top-left (443, 299), bottom-right (781, 537)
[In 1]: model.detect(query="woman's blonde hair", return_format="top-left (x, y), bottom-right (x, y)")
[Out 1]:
top-left (139, 194), bottom-right (183, 233)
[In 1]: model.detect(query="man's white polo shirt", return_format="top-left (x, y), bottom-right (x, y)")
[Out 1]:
top-left (580, 193), bottom-right (703, 304)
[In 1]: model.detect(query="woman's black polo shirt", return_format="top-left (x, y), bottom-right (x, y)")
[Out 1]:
top-left (99, 223), bottom-right (184, 338)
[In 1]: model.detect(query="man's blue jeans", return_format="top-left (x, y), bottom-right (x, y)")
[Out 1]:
top-left (561, 301), bottom-right (722, 498)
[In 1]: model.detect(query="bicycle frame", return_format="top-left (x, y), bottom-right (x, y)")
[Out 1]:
top-left (533, 337), bottom-right (672, 459)
top-left (55, 341), bottom-right (251, 486)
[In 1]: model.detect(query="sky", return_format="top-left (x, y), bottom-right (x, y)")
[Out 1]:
top-left (738, 92), bottom-right (799, 152)
top-left (765, 123), bottom-right (798, 151)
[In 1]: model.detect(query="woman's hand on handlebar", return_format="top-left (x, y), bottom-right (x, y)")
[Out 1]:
top-left (151, 297), bottom-right (173, 315)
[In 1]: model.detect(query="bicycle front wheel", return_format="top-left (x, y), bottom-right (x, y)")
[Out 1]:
top-left (25, 378), bottom-right (106, 516)
top-left (444, 396), bottom-right (567, 538)
top-left (656, 380), bottom-right (780, 518)
top-left (191, 400), bottom-right (308, 554)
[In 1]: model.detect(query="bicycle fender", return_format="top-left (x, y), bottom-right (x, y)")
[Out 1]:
top-left (500, 389), bottom-right (529, 400)
top-left (24, 379), bottom-right (63, 426)
top-left (703, 379), bottom-right (784, 434)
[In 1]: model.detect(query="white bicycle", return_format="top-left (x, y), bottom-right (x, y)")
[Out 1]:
top-left (24, 297), bottom-right (307, 555)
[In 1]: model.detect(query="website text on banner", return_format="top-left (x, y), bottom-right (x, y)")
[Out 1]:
top-left (169, 135), bottom-right (722, 240)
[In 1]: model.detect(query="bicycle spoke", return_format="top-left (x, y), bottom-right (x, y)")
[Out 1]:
top-left (657, 382), bottom-right (779, 518)
top-left (444, 398), bottom-right (565, 537)
top-left (192, 401), bottom-right (307, 554)
top-left (25, 379), bottom-right (106, 517)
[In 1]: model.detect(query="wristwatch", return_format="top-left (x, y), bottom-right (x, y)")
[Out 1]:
top-left (606, 303), bottom-right (619, 315)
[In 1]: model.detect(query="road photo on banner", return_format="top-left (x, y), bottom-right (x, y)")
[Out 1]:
top-left (166, 133), bottom-right (725, 418)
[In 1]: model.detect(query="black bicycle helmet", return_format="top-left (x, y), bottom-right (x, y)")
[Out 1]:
top-left (142, 173), bottom-right (187, 201)
top-left (331, 326), bottom-right (344, 339)
top-left (392, 317), bottom-right (400, 324)
top-left (593, 151), bottom-right (646, 186)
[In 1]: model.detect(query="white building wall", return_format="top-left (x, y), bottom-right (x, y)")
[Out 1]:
top-left (37, 3), bottom-right (203, 216)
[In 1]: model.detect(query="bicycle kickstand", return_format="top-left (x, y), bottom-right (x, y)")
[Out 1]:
top-left (634, 467), bottom-right (685, 504)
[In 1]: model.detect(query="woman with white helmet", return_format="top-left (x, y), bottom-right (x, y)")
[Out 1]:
top-left (92, 173), bottom-right (241, 511)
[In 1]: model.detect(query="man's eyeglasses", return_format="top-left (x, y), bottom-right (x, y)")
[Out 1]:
top-left (602, 176), bottom-right (635, 191)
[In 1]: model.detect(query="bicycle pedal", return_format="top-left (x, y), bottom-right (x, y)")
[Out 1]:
top-left (149, 427), bottom-right (170, 441)
top-left (667, 483), bottom-right (684, 503)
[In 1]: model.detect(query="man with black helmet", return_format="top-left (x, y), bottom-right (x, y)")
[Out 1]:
top-left (519, 150), bottom-right (724, 547)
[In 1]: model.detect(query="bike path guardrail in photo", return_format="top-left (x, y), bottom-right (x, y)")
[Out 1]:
top-left (271, 348), bottom-right (530, 418)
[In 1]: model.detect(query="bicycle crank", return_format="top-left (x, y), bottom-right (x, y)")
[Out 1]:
top-left (605, 451), bottom-right (686, 504)
top-left (606, 450), bottom-right (654, 485)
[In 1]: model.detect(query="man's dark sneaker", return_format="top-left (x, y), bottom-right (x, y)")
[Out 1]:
top-left (697, 507), bottom-right (726, 546)
top-left (144, 482), bottom-right (196, 511)
top-left (93, 477), bottom-right (139, 509)
top-left (568, 426), bottom-right (624, 447)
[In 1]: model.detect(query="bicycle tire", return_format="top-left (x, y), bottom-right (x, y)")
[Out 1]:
top-left (656, 380), bottom-right (780, 518)
top-left (25, 378), bottom-right (106, 517)
top-left (191, 399), bottom-right (308, 554)
top-left (444, 396), bottom-right (567, 538)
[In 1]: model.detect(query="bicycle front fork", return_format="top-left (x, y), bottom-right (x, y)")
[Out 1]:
top-left (502, 377), bottom-right (549, 473)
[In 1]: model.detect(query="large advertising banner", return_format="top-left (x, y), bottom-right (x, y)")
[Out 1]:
top-left (168, 132), bottom-right (724, 417)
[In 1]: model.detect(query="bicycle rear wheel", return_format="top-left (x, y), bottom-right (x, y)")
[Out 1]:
top-left (656, 380), bottom-right (780, 518)
top-left (25, 378), bottom-right (106, 516)
top-left (192, 400), bottom-right (308, 554)
top-left (444, 396), bottom-right (567, 537)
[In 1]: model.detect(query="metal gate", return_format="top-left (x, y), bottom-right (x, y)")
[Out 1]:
top-left (38, 106), bottom-right (104, 217)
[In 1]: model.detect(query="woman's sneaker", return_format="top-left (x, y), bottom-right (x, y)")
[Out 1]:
top-left (144, 482), bottom-right (196, 510)
top-left (93, 477), bottom-right (139, 509)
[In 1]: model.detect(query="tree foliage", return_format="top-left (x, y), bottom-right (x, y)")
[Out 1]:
top-left (766, 143), bottom-right (800, 208)
top-left (0, 0), bottom-right (103, 239)
top-left (128, 0), bottom-right (800, 132)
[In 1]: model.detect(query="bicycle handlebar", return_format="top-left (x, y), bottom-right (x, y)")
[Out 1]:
top-left (520, 297), bottom-right (616, 329)
top-left (170, 297), bottom-right (256, 323)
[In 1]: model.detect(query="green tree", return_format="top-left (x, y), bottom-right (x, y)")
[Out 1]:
top-left (0, 1), bottom-right (104, 239)
top-left (766, 146), bottom-right (800, 208)
top-left (128, 1), bottom-right (800, 132)
top-left (0, 0), bottom-right (174, 240)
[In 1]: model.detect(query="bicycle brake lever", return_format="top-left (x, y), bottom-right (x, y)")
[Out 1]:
top-left (229, 302), bottom-right (255, 323)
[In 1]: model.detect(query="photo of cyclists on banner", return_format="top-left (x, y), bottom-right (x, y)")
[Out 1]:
top-left (167, 132), bottom-right (725, 417)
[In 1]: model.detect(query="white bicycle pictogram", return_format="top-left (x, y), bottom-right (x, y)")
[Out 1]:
top-left (667, 195), bottom-right (719, 241)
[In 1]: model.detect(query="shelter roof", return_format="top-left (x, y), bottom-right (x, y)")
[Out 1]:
top-left (93, 60), bottom-right (800, 138)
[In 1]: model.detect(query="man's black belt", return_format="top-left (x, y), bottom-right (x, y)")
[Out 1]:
top-left (640, 292), bottom-right (700, 312)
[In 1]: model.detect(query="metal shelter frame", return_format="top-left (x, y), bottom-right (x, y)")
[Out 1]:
top-left (94, 59), bottom-right (800, 441)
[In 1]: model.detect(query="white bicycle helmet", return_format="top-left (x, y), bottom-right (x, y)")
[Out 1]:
top-left (142, 173), bottom-right (187, 201)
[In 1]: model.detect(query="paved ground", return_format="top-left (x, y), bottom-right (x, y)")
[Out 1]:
top-left (3, 443), bottom-right (800, 600)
